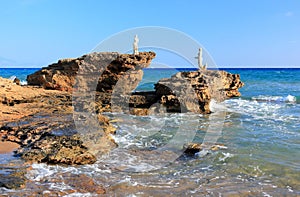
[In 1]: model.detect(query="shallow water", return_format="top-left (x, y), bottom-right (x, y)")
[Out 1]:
top-left (1, 102), bottom-right (299, 196)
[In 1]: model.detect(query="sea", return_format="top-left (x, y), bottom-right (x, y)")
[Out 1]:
top-left (0, 68), bottom-right (300, 196)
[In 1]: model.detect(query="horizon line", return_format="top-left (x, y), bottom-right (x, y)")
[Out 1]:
top-left (1, 66), bottom-right (300, 69)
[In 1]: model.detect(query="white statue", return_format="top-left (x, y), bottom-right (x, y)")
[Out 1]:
top-left (195, 48), bottom-right (206, 70)
top-left (133, 35), bottom-right (139, 55)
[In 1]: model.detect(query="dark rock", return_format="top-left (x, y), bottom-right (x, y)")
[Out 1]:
top-left (129, 91), bottom-right (158, 108)
top-left (13, 77), bottom-right (21, 85)
top-left (183, 143), bottom-right (203, 155)
top-left (183, 142), bottom-right (228, 155)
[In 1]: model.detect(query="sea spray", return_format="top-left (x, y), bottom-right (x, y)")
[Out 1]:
top-left (252, 95), bottom-right (297, 103)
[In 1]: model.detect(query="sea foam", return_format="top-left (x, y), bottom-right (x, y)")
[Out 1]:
top-left (252, 95), bottom-right (296, 103)
top-left (8, 75), bottom-right (27, 85)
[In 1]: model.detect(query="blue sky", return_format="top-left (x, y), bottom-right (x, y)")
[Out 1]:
top-left (0, 0), bottom-right (299, 68)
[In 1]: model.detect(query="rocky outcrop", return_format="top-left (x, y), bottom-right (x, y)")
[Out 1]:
top-left (154, 70), bottom-right (244, 113)
top-left (27, 52), bottom-right (156, 92)
top-left (0, 112), bottom-right (117, 165)
top-left (1, 51), bottom-right (244, 167)
top-left (26, 51), bottom-right (243, 115)
top-left (109, 69), bottom-right (244, 115)
top-left (91, 70), bottom-right (244, 115)
top-left (0, 76), bottom-right (117, 165)
top-left (0, 77), bottom-right (72, 123)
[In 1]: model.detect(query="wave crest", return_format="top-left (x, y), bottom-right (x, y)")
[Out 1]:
top-left (252, 95), bottom-right (296, 103)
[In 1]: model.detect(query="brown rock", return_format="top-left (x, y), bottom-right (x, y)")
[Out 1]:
top-left (27, 52), bottom-right (156, 93)
top-left (0, 51), bottom-right (244, 168)
top-left (62, 173), bottom-right (106, 194)
top-left (130, 108), bottom-right (149, 116)
top-left (0, 112), bottom-right (117, 165)
top-left (155, 70), bottom-right (244, 113)
top-left (0, 77), bottom-right (72, 123)
top-left (129, 91), bottom-right (158, 108)
top-left (19, 135), bottom-right (97, 165)
top-left (92, 69), bottom-right (244, 115)
top-left (13, 77), bottom-right (21, 85)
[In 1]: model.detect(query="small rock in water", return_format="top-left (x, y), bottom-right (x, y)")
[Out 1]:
top-left (183, 143), bottom-right (203, 155)
top-left (13, 77), bottom-right (21, 85)
top-left (183, 142), bottom-right (228, 156)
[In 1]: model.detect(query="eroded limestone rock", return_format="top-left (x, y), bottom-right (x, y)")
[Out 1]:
top-left (27, 52), bottom-right (156, 93)
top-left (154, 70), bottom-right (244, 113)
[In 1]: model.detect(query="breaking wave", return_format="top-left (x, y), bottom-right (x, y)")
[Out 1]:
top-left (251, 95), bottom-right (297, 103)
top-left (8, 75), bottom-right (27, 85)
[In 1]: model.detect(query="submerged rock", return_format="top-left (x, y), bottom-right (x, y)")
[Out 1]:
top-left (0, 154), bottom-right (27, 190)
top-left (0, 168), bottom-right (26, 189)
top-left (61, 173), bottom-right (106, 194)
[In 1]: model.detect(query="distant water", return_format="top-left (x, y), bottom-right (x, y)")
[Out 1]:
top-left (1, 67), bottom-right (300, 196)
top-left (0, 68), bottom-right (39, 85)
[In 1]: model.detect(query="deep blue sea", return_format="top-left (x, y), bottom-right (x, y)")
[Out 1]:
top-left (0, 68), bottom-right (299, 196)
top-left (0, 68), bottom-right (39, 84)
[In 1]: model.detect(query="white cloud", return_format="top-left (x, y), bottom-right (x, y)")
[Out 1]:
top-left (285, 11), bottom-right (294, 17)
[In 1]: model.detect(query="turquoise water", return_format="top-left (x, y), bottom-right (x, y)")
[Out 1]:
top-left (0, 68), bottom-right (299, 196)
top-left (136, 68), bottom-right (300, 195)
top-left (138, 68), bottom-right (300, 101)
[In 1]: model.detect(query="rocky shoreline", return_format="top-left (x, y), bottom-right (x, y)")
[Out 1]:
top-left (0, 51), bottom-right (244, 190)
